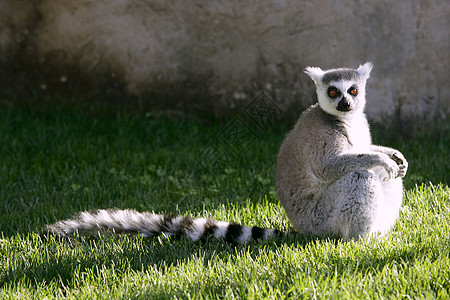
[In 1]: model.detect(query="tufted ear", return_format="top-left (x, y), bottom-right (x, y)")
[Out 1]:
top-left (357, 62), bottom-right (373, 81)
top-left (304, 66), bottom-right (325, 84)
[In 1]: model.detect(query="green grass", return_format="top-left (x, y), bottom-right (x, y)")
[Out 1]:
top-left (0, 108), bottom-right (449, 299)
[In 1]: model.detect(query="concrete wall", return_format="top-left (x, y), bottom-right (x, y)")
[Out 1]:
top-left (1, 0), bottom-right (449, 126)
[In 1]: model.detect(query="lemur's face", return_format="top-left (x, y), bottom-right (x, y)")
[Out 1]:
top-left (321, 72), bottom-right (360, 114)
top-left (304, 63), bottom-right (373, 118)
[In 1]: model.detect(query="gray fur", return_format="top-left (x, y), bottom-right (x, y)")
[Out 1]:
top-left (322, 69), bottom-right (359, 85)
top-left (276, 62), bottom-right (408, 240)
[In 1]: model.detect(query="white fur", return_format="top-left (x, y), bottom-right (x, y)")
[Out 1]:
top-left (357, 62), bottom-right (373, 81)
top-left (237, 226), bottom-right (253, 243)
top-left (304, 66), bottom-right (325, 84)
top-left (187, 218), bottom-right (207, 241)
top-left (263, 229), bottom-right (278, 240)
top-left (214, 221), bottom-right (230, 239)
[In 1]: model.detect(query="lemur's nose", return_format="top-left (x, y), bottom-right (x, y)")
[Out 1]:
top-left (337, 98), bottom-right (352, 111)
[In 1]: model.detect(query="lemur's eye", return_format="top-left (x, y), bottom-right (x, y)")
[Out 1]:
top-left (327, 87), bottom-right (340, 99)
top-left (348, 86), bottom-right (358, 96)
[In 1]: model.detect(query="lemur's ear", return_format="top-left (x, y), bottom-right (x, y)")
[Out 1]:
top-left (357, 62), bottom-right (373, 81)
top-left (304, 66), bottom-right (325, 84)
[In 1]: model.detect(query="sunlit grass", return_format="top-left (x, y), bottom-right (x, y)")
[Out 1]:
top-left (0, 108), bottom-right (449, 299)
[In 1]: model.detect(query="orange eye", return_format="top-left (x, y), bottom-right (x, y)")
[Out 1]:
top-left (348, 87), bottom-right (358, 96)
top-left (327, 86), bottom-right (340, 98)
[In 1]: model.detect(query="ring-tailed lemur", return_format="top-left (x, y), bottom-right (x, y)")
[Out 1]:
top-left (46, 62), bottom-right (407, 243)
top-left (277, 62), bottom-right (407, 241)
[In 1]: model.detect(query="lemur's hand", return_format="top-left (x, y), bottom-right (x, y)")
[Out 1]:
top-left (389, 151), bottom-right (408, 178)
top-left (378, 153), bottom-right (400, 181)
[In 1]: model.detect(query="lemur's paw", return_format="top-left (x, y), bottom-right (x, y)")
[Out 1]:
top-left (396, 165), bottom-right (407, 178)
top-left (380, 154), bottom-right (400, 181)
top-left (390, 151), bottom-right (408, 178)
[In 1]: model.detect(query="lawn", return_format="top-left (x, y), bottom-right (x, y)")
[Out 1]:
top-left (0, 107), bottom-right (449, 299)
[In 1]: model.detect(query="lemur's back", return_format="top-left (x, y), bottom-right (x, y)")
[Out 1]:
top-left (277, 104), bottom-right (331, 197)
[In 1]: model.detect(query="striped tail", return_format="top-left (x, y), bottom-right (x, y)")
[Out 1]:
top-left (45, 209), bottom-right (287, 244)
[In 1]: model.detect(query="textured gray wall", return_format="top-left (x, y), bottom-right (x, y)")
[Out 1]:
top-left (1, 0), bottom-right (449, 126)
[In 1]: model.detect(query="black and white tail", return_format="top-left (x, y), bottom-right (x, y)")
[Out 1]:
top-left (46, 209), bottom-right (286, 244)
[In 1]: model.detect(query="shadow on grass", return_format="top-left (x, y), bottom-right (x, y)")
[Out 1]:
top-left (0, 231), bottom-right (319, 290)
top-left (2, 225), bottom-right (437, 293)
top-left (2, 230), bottom-right (439, 298)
